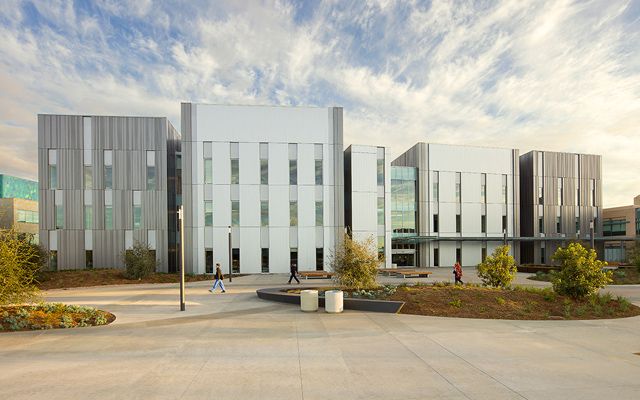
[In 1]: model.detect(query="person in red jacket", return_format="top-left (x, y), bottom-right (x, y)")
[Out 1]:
top-left (453, 262), bottom-right (463, 285)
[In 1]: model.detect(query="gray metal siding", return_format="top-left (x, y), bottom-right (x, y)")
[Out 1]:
top-left (38, 114), bottom-right (178, 271)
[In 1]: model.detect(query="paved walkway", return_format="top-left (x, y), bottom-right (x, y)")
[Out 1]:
top-left (1, 272), bottom-right (640, 399)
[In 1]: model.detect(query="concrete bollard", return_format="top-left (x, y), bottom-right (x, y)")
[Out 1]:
top-left (325, 290), bottom-right (344, 313)
top-left (300, 290), bottom-right (318, 312)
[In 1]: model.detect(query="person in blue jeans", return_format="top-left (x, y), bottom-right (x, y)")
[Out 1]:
top-left (209, 263), bottom-right (226, 293)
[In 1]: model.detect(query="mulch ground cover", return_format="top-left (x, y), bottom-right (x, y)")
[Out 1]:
top-left (388, 285), bottom-right (640, 320)
top-left (37, 269), bottom-right (238, 290)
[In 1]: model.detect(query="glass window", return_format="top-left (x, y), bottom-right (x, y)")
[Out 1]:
top-left (84, 165), bottom-right (92, 189)
top-left (261, 248), bottom-right (269, 273)
top-left (205, 249), bottom-right (213, 274)
top-left (456, 246), bottom-right (462, 263)
top-left (456, 214), bottom-right (461, 233)
top-left (433, 214), bottom-right (439, 233)
top-left (231, 159), bottom-right (239, 184)
top-left (55, 205), bottom-right (64, 229)
top-left (377, 197), bottom-right (384, 226)
top-left (261, 201), bottom-right (269, 227)
top-left (481, 173), bottom-right (486, 203)
top-left (290, 201), bottom-right (297, 226)
top-left (556, 216), bottom-right (561, 233)
top-left (636, 209), bottom-right (640, 235)
top-left (502, 174), bottom-right (508, 204)
top-left (481, 215), bottom-right (486, 233)
top-left (603, 219), bottom-right (626, 237)
top-left (315, 160), bottom-right (323, 185)
top-left (540, 247), bottom-right (545, 264)
top-left (316, 248), bottom-right (324, 271)
top-left (84, 205), bottom-right (92, 229)
top-left (50, 250), bottom-right (58, 271)
top-left (482, 246), bottom-right (487, 262)
top-left (433, 248), bottom-right (439, 267)
top-left (85, 250), bottom-right (93, 269)
top-left (231, 201), bottom-right (239, 226)
top-left (232, 248), bottom-right (240, 273)
top-left (538, 216), bottom-right (544, 234)
top-left (576, 216), bottom-right (580, 234)
top-left (204, 158), bottom-right (213, 184)
top-left (590, 179), bottom-right (596, 206)
top-left (260, 159), bottom-right (268, 185)
top-left (105, 206), bottom-right (113, 229)
top-left (377, 159), bottom-right (384, 186)
top-left (104, 150), bottom-right (113, 189)
top-left (204, 201), bottom-right (213, 226)
top-left (49, 165), bottom-right (57, 189)
top-left (378, 236), bottom-right (385, 260)
top-left (104, 165), bottom-right (113, 189)
top-left (315, 201), bottom-right (323, 226)
top-left (502, 215), bottom-right (507, 233)
top-left (455, 172), bottom-right (461, 203)
top-left (289, 159), bottom-right (297, 185)
top-left (17, 210), bottom-right (38, 224)
top-left (146, 151), bottom-right (156, 190)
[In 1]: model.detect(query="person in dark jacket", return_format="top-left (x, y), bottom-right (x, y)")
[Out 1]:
top-left (209, 263), bottom-right (226, 293)
top-left (288, 262), bottom-right (300, 284)
top-left (453, 262), bottom-right (463, 285)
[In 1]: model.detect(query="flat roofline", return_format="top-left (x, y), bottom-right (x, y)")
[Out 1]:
top-left (38, 113), bottom-right (169, 119)
top-left (520, 149), bottom-right (602, 158)
top-left (184, 102), bottom-right (341, 110)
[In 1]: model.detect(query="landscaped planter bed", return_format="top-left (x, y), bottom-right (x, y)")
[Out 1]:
top-left (0, 303), bottom-right (116, 332)
top-left (529, 267), bottom-right (640, 285)
top-left (258, 284), bottom-right (640, 320)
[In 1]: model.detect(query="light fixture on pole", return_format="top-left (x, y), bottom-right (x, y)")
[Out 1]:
top-left (228, 225), bottom-right (232, 283)
top-left (178, 206), bottom-right (185, 311)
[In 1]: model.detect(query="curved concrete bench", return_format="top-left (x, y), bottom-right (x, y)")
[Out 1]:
top-left (256, 287), bottom-right (404, 313)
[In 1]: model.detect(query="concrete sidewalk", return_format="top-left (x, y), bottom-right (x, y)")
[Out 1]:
top-left (1, 273), bottom-right (640, 399)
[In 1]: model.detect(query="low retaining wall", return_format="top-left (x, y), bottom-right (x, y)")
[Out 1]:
top-left (256, 287), bottom-right (404, 313)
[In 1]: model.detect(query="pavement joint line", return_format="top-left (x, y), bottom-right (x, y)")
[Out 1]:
top-left (424, 333), bottom-right (530, 400)
top-left (365, 313), bottom-right (473, 400)
top-left (294, 318), bottom-right (305, 400)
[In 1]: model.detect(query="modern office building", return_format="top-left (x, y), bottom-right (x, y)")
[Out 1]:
top-left (344, 145), bottom-right (392, 267)
top-left (519, 150), bottom-right (602, 264)
top-left (391, 143), bottom-right (520, 268)
top-left (180, 103), bottom-right (344, 274)
top-left (602, 195), bottom-right (640, 262)
top-left (37, 115), bottom-right (181, 271)
top-left (0, 174), bottom-right (39, 240)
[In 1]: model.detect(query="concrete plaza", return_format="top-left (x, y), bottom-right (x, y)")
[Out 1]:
top-left (1, 272), bottom-right (640, 399)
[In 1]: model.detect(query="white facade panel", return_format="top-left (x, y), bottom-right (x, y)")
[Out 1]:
top-left (461, 173), bottom-right (481, 204)
top-left (268, 143), bottom-right (289, 185)
top-left (212, 227), bottom-right (230, 273)
top-left (240, 227), bottom-right (260, 273)
top-left (428, 144), bottom-right (513, 175)
top-left (212, 142), bottom-right (231, 185)
top-left (269, 186), bottom-right (289, 228)
top-left (213, 185), bottom-right (231, 227)
top-left (239, 143), bottom-right (260, 185)
top-left (351, 192), bottom-right (377, 234)
top-left (298, 185), bottom-right (315, 227)
top-left (298, 143), bottom-right (315, 186)
top-left (487, 204), bottom-right (504, 235)
top-left (269, 227), bottom-right (290, 273)
top-left (297, 227), bottom-right (316, 271)
top-left (239, 185), bottom-right (260, 227)
top-left (462, 203), bottom-right (482, 235)
top-left (463, 243), bottom-right (482, 267)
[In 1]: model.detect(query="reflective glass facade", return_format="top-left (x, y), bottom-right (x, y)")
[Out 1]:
top-left (391, 167), bottom-right (417, 237)
top-left (0, 174), bottom-right (38, 201)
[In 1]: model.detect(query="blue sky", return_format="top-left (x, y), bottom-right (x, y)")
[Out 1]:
top-left (0, 0), bottom-right (638, 206)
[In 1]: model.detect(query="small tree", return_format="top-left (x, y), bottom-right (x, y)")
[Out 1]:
top-left (330, 235), bottom-right (380, 290)
top-left (476, 245), bottom-right (517, 288)
top-left (0, 228), bottom-right (42, 305)
top-left (551, 242), bottom-right (611, 299)
top-left (122, 241), bottom-right (158, 279)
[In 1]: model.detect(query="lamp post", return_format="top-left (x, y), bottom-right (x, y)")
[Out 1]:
top-left (589, 220), bottom-right (595, 250)
top-left (228, 225), bottom-right (232, 283)
top-left (178, 206), bottom-right (185, 311)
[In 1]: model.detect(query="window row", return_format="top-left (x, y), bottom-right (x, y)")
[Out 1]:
top-left (204, 200), bottom-right (324, 227)
top-left (432, 242), bottom-right (493, 267)
top-left (16, 209), bottom-right (38, 224)
top-left (55, 191), bottom-right (146, 230)
top-left (47, 150), bottom-right (156, 190)
top-left (203, 156), bottom-right (323, 186)
top-left (204, 247), bottom-right (325, 273)
top-left (432, 213), bottom-right (508, 234)
top-left (432, 172), bottom-right (508, 203)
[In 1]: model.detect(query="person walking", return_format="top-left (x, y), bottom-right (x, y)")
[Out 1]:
top-left (209, 263), bottom-right (226, 293)
top-left (453, 262), bottom-right (463, 285)
top-left (288, 262), bottom-right (300, 284)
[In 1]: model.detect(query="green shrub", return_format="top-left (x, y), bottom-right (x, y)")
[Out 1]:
top-left (550, 243), bottom-right (612, 299)
top-left (496, 297), bottom-right (506, 305)
top-left (449, 299), bottom-right (462, 308)
top-left (330, 235), bottom-right (380, 290)
top-left (122, 241), bottom-right (159, 280)
top-left (0, 227), bottom-right (43, 305)
top-left (476, 245), bottom-right (518, 288)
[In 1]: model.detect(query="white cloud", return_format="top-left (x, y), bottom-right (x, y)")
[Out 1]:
top-left (0, 0), bottom-right (638, 206)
